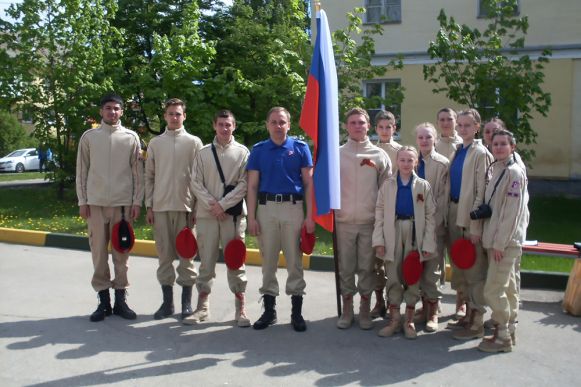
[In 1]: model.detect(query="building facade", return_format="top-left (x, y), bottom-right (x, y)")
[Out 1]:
top-left (319, 0), bottom-right (581, 179)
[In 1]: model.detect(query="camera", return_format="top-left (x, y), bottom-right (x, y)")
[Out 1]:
top-left (470, 204), bottom-right (492, 220)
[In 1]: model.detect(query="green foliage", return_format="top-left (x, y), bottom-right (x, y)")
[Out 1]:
top-left (423, 0), bottom-right (551, 161)
top-left (0, 110), bottom-right (35, 156)
top-left (110, 0), bottom-right (215, 139)
top-left (332, 7), bottom-right (404, 118)
top-left (0, 0), bottom-right (122, 196)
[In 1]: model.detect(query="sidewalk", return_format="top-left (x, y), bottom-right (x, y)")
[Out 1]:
top-left (0, 242), bottom-right (579, 386)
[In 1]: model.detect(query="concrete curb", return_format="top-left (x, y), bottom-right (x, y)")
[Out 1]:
top-left (0, 226), bottom-right (570, 290)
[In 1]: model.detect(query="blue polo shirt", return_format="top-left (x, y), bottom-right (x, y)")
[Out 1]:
top-left (417, 155), bottom-right (425, 179)
top-left (450, 144), bottom-right (469, 201)
top-left (247, 136), bottom-right (313, 195)
top-left (396, 174), bottom-right (414, 217)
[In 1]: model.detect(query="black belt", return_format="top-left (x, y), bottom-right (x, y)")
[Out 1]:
top-left (258, 192), bottom-right (303, 204)
top-left (396, 215), bottom-right (414, 220)
top-left (450, 197), bottom-right (459, 203)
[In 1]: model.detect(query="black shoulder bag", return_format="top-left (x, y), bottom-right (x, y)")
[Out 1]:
top-left (211, 144), bottom-right (244, 218)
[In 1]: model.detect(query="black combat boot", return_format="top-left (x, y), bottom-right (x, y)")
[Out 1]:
top-left (90, 289), bottom-right (112, 322)
top-left (290, 295), bottom-right (307, 332)
top-left (113, 289), bottom-right (137, 320)
top-left (181, 286), bottom-right (193, 319)
top-left (153, 285), bottom-right (174, 320)
top-left (252, 295), bottom-right (277, 330)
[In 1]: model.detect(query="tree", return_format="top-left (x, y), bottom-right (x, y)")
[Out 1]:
top-left (0, 0), bottom-right (122, 197)
top-left (423, 0), bottom-right (551, 160)
top-left (110, 0), bottom-right (215, 139)
top-left (201, 0), bottom-right (312, 145)
top-left (0, 110), bottom-right (35, 156)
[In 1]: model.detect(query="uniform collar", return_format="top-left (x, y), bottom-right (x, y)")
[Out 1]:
top-left (164, 126), bottom-right (185, 136)
top-left (213, 136), bottom-right (235, 149)
top-left (346, 136), bottom-right (372, 149)
top-left (268, 137), bottom-right (293, 150)
top-left (100, 121), bottom-right (123, 132)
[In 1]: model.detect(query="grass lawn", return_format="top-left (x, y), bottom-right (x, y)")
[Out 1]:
top-left (0, 184), bottom-right (579, 273)
top-left (0, 172), bottom-right (45, 182)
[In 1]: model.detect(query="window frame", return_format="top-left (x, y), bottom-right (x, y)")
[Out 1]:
top-left (364, 0), bottom-right (402, 25)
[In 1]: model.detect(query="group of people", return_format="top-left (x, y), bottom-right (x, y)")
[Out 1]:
top-left (76, 93), bottom-right (528, 355)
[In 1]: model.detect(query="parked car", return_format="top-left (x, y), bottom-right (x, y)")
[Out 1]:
top-left (0, 148), bottom-right (40, 173)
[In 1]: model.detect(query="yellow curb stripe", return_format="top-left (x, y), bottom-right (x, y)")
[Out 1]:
top-left (0, 227), bottom-right (48, 246)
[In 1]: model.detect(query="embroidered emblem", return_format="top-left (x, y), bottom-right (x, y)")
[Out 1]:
top-left (288, 150), bottom-right (294, 156)
top-left (360, 158), bottom-right (376, 168)
top-left (417, 194), bottom-right (424, 202)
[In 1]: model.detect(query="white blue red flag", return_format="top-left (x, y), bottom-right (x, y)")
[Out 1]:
top-left (299, 9), bottom-right (341, 232)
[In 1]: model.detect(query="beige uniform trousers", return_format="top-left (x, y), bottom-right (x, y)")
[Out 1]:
top-left (336, 222), bottom-right (375, 296)
top-left (153, 211), bottom-right (197, 287)
top-left (257, 201), bottom-right (305, 296)
top-left (87, 206), bottom-right (130, 292)
top-left (196, 216), bottom-right (248, 294)
top-left (447, 202), bottom-right (488, 312)
top-left (420, 227), bottom-right (446, 300)
top-left (385, 220), bottom-right (421, 306)
top-left (484, 247), bottom-right (520, 328)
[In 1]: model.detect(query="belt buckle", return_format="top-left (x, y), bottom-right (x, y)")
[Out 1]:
top-left (275, 194), bottom-right (283, 203)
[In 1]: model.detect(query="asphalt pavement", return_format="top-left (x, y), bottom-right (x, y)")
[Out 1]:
top-left (0, 242), bottom-right (580, 387)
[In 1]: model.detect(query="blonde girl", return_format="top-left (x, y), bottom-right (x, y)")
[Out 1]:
top-left (447, 109), bottom-right (493, 341)
top-left (414, 123), bottom-right (450, 332)
top-left (373, 146), bottom-right (436, 339)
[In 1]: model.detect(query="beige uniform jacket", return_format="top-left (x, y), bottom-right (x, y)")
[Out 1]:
top-left (420, 150), bottom-right (449, 228)
top-left (190, 137), bottom-right (249, 219)
top-left (145, 127), bottom-right (203, 212)
top-left (76, 122), bottom-right (144, 207)
top-left (448, 140), bottom-right (493, 235)
top-left (335, 137), bottom-right (391, 225)
top-left (482, 160), bottom-right (528, 251)
top-left (372, 174), bottom-right (437, 262)
top-left (377, 139), bottom-right (402, 173)
top-left (436, 132), bottom-right (462, 160)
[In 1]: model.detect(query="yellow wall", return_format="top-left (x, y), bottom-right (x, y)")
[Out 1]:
top-left (376, 59), bottom-right (575, 178)
top-left (317, 0), bottom-right (581, 178)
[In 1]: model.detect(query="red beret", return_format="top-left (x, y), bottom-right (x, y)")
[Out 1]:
top-left (111, 219), bottom-right (135, 253)
top-left (175, 227), bottom-right (197, 259)
top-left (450, 238), bottom-right (476, 269)
top-left (224, 239), bottom-right (246, 270)
top-left (402, 250), bottom-right (423, 285)
top-left (300, 224), bottom-right (316, 255)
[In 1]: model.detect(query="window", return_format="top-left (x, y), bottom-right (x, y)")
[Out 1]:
top-left (364, 79), bottom-right (402, 128)
top-left (478, 0), bottom-right (520, 18)
top-left (365, 0), bottom-right (401, 24)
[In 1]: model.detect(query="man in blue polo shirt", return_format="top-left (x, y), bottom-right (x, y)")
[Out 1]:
top-left (246, 106), bottom-right (315, 332)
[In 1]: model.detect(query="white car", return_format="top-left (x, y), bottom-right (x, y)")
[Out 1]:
top-left (0, 148), bottom-right (40, 173)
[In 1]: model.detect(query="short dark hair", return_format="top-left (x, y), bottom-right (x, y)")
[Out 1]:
top-left (491, 129), bottom-right (517, 146)
top-left (100, 93), bottom-right (124, 108)
top-left (214, 109), bottom-right (236, 124)
top-left (374, 110), bottom-right (396, 125)
top-left (164, 98), bottom-right (186, 112)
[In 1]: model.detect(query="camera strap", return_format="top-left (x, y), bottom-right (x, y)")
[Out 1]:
top-left (211, 143), bottom-right (237, 223)
top-left (486, 168), bottom-right (507, 206)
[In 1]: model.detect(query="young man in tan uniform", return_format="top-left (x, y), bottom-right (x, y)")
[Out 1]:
top-left (336, 108), bottom-right (391, 330)
top-left (76, 93), bottom-right (144, 322)
top-left (435, 107), bottom-right (463, 161)
top-left (145, 98), bottom-right (202, 320)
top-left (186, 110), bottom-right (251, 327)
top-left (371, 110), bottom-right (401, 318)
top-left (246, 107), bottom-right (315, 332)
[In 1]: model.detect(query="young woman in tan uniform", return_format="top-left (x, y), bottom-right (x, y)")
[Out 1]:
top-left (478, 129), bottom-right (528, 353)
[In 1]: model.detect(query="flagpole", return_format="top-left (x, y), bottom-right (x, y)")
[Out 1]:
top-left (332, 211), bottom-right (341, 317)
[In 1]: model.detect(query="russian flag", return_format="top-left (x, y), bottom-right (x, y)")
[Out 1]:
top-left (299, 9), bottom-right (341, 232)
